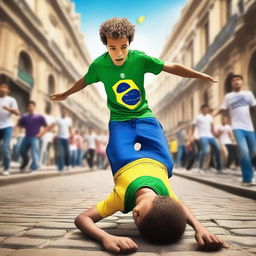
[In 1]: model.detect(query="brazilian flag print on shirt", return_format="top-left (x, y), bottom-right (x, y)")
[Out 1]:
top-left (84, 50), bottom-right (164, 121)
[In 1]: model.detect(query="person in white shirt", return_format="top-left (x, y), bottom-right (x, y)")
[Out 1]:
top-left (217, 116), bottom-right (236, 169)
top-left (192, 105), bottom-right (222, 173)
top-left (49, 107), bottom-right (72, 171)
top-left (0, 81), bottom-right (20, 175)
top-left (85, 128), bottom-right (97, 169)
top-left (217, 74), bottom-right (256, 185)
top-left (39, 105), bottom-right (55, 167)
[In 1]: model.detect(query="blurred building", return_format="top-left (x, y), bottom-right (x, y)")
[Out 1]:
top-left (0, 0), bottom-right (108, 131)
top-left (148, 0), bottom-right (256, 138)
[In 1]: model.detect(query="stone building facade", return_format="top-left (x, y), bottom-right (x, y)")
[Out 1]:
top-left (147, 0), bottom-right (256, 138)
top-left (0, 0), bottom-right (108, 131)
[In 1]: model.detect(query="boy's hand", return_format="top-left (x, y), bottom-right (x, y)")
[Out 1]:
top-left (102, 234), bottom-right (138, 254)
top-left (205, 75), bottom-right (218, 83)
top-left (195, 228), bottom-right (225, 251)
top-left (49, 92), bottom-right (68, 101)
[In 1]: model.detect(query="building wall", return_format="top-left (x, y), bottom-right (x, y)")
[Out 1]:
top-left (0, 0), bottom-right (108, 131)
top-left (147, 0), bottom-right (256, 138)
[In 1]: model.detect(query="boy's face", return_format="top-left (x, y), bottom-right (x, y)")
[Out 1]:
top-left (132, 194), bottom-right (156, 226)
top-left (201, 107), bottom-right (209, 115)
top-left (231, 77), bottom-right (243, 91)
top-left (27, 103), bottom-right (35, 113)
top-left (106, 37), bottom-right (129, 66)
top-left (0, 83), bottom-right (9, 96)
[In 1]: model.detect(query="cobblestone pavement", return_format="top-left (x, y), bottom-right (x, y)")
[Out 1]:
top-left (0, 169), bottom-right (255, 256)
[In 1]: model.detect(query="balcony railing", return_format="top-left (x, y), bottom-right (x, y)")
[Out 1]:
top-left (18, 69), bottom-right (34, 87)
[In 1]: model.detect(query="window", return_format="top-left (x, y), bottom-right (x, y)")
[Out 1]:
top-left (17, 51), bottom-right (33, 87)
top-left (48, 75), bottom-right (55, 95)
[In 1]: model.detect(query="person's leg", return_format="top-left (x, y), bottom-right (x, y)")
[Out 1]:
top-left (19, 138), bottom-right (30, 170)
top-left (233, 129), bottom-right (254, 182)
top-left (182, 145), bottom-right (189, 167)
top-left (135, 118), bottom-right (174, 177)
top-left (225, 144), bottom-right (233, 168)
top-left (63, 139), bottom-right (70, 168)
top-left (198, 137), bottom-right (208, 170)
top-left (2, 127), bottom-right (13, 171)
top-left (57, 138), bottom-right (64, 171)
top-left (106, 120), bottom-right (137, 175)
top-left (176, 145), bottom-right (183, 168)
top-left (209, 138), bottom-right (222, 171)
top-left (30, 138), bottom-right (40, 171)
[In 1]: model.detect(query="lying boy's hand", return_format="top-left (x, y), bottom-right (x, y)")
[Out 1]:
top-left (195, 228), bottom-right (225, 251)
top-left (102, 234), bottom-right (138, 254)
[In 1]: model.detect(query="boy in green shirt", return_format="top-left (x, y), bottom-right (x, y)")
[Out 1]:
top-left (50, 18), bottom-right (224, 254)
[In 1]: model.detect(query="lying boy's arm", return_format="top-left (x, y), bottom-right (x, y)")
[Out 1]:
top-left (163, 63), bottom-right (217, 82)
top-left (75, 206), bottom-right (138, 254)
top-left (179, 201), bottom-right (225, 250)
top-left (50, 77), bottom-right (87, 101)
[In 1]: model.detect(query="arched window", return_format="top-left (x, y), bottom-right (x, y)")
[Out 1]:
top-left (48, 75), bottom-right (55, 95)
top-left (18, 51), bottom-right (33, 87)
top-left (203, 90), bottom-right (209, 106)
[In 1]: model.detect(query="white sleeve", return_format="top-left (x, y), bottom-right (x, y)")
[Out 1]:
top-left (220, 95), bottom-right (228, 110)
top-left (11, 98), bottom-right (18, 110)
top-left (192, 117), bottom-right (198, 125)
top-left (248, 91), bottom-right (256, 107)
top-left (69, 118), bottom-right (73, 127)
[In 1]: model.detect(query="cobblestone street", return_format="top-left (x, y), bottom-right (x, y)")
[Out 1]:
top-left (0, 169), bottom-right (255, 256)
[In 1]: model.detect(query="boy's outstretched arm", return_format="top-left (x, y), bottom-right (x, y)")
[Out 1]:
top-left (75, 206), bottom-right (138, 254)
top-left (163, 63), bottom-right (217, 82)
top-left (49, 77), bottom-right (87, 101)
top-left (179, 201), bottom-right (226, 251)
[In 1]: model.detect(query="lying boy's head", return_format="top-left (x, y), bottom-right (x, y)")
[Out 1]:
top-left (133, 195), bottom-right (186, 244)
top-left (99, 17), bottom-right (135, 66)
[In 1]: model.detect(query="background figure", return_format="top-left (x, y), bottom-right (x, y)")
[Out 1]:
top-left (218, 74), bottom-right (256, 185)
top-left (69, 132), bottom-right (77, 168)
top-left (74, 129), bottom-right (83, 167)
top-left (0, 81), bottom-right (19, 175)
top-left (96, 131), bottom-right (105, 169)
top-left (18, 101), bottom-right (48, 172)
top-left (12, 127), bottom-right (25, 162)
top-left (186, 126), bottom-right (200, 170)
top-left (39, 105), bottom-right (55, 167)
top-left (175, 122), bottom-right (189, 168)
top-left (192, 105), bottom-right (222, 173)
top-left (169, 137), bottom-right (178, 164)
top-left (85, 128), bottom-right (97, 169)
top-left (217, 116), bottom-right (235, 169)
top-left (54, 107), bottom-right (72, 171)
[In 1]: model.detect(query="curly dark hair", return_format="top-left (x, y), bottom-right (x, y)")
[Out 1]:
top-left (137, 196), bottom-right (187, 244)
top-left (99, 17), bottom-right (135, 45)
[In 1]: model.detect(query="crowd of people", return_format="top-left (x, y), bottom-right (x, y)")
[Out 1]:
top-left (0, 81), bottom-right (109, 176)
top-left (170, 74), bottom-right (256, 186)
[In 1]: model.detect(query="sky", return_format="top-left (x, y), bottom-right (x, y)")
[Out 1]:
top-left (71, 0), bottom-right (187, 97)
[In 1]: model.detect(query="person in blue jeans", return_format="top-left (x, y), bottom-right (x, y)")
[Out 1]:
top-left (192, 105), bottom-right (222, 173)
top-left (217, 74), bottom-right (256, 186)
top-left (175, 122), bottom-right (189, 168)
top-left (18, 101), bottom-right (50, 172)
top-left (0, 81), bottom-right (20, 175)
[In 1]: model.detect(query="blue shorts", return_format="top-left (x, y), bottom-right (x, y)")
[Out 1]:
top-left (106, 117), bottom-right (174, 177)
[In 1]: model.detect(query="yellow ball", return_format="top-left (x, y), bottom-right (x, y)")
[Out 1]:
top-left (137, 16), bottom-right (146, 24)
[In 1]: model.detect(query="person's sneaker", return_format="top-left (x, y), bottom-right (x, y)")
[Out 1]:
top-left (197, 168), bottom-right (205, 174)
top-left (241, 179), bottom-right (256, 186)
top-left (3, 170), bottom-right (10, 176)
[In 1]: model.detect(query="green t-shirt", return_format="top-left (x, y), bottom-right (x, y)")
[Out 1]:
top-left (84, 50), bottom-right (164, 121)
